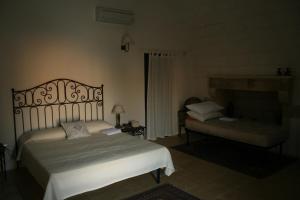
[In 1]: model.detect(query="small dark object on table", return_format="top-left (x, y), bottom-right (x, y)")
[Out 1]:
top-left (121, 124), bottom-right (146, 136)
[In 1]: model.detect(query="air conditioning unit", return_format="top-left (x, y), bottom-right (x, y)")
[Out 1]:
top-left (96, 7), bottom-right (134, 25)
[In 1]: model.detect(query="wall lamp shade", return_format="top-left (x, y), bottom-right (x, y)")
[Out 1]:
top-left (121, 33), bottom-right (134, 52)
top-left (112, 105), bottom-right (125, 128)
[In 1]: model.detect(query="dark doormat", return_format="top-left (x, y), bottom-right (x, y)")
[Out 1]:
top-left (123, 184), bottom-right (200, 200)
top-left (172, 138), bottom-right (296, 179)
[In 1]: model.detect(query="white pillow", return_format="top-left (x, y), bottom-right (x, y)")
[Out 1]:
top-left (17, 127), bottom-right (67, 161)
top-left (187, 111), bottom-right (223, 122)
top-left (19, 127), bottom-right (66, 145)
top-left (61, 121), bottom-right (90, 140)
top-left (85, 120), bottom-right (114, 134)
top-left (186, 101), bottom-right (223, 114)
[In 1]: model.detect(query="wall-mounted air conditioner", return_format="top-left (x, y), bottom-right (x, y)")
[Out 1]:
top-left (96, 7), bottom-right (134, 25)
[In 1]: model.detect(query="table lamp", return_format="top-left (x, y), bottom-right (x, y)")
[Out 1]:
top-left (112, 104), bottom-right (125, 128)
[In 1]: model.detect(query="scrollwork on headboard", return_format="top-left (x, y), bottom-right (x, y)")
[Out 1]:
top-left (12, 78), bottom-right (104, 153)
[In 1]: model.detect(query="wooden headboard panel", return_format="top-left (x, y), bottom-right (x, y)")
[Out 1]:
top-left (12, 79), bottom-right (104, 152)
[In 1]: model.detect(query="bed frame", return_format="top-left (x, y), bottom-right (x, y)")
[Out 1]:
top-left (11, 78), bottom-right (161, 184)
top-left (12, 78), bottom-right (104, 155)
top-left (185, 128), bottom-right (284, 155)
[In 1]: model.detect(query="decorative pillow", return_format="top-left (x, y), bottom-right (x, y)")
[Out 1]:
top-left (186, 101), bottom-right (224, 114)
top-left (187, 111), bottom-right (223, 122)
top-left (61, 121), bottom-right (90, 139)
top-left (85, 120), bottom-right (114, 134)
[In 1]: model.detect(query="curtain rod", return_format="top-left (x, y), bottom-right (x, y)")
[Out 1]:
top-left (142, 48), bottom-right (187, 56)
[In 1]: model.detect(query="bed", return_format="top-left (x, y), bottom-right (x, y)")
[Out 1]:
top-left (183, 97), bottom-right (288, 152)
top-left (12, 79), bottom-right (175, 200)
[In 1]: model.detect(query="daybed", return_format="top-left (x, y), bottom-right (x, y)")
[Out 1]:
top-left (183, 97), bottom-right (288, 153)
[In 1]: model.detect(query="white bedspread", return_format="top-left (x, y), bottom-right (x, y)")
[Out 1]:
top-left (20, 133), bottom-right (175, 200)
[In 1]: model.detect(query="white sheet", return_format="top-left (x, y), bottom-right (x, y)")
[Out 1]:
top-left (20, 133), bottom-right (175, 200)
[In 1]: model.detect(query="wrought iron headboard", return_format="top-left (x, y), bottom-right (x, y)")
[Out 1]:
top-left (12, 78), bottom-right (104, 153)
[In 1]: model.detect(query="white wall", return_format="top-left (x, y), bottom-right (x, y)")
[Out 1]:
top-left (0, 0), bottom-right (195, 170)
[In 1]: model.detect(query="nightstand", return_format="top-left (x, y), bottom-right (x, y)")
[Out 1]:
top-left (121, 124), bottom-right (146, 137)
top-left (0, 143), bottom-right (7, 180)
top-left (178, 109), bottom-right (186, 135)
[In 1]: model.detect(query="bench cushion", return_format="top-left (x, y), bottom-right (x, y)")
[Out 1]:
top-left (185, 118), bottom-right (288, 148)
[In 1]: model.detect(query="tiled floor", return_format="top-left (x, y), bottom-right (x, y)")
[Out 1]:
top-left (1, 135), bottom-right (300, 200)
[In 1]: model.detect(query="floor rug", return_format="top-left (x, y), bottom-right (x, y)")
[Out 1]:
top-left (172, 138), bottom-right (296, 178)
top-left (123, 184), bottom-right (200, 200)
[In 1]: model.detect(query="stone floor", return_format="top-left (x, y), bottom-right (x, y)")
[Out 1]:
top-left (1, 135), bottom-right (300, 200)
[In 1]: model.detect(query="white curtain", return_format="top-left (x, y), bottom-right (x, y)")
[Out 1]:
top-left (147, 53), bottom-right (176, 140)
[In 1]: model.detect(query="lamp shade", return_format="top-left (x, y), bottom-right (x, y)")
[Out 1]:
top-left (112, 104), bottom-right (125, 114)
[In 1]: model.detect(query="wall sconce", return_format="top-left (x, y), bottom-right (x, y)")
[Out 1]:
top-left (121, 33), bottom-right (134, 52)
top-left (112, 104), bottom-right (125, 128)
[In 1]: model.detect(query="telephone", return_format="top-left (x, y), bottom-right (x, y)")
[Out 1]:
top-left (122, 120), bottom-right (140, 130)
top-left (130, 120), bottom-right (139, 128)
